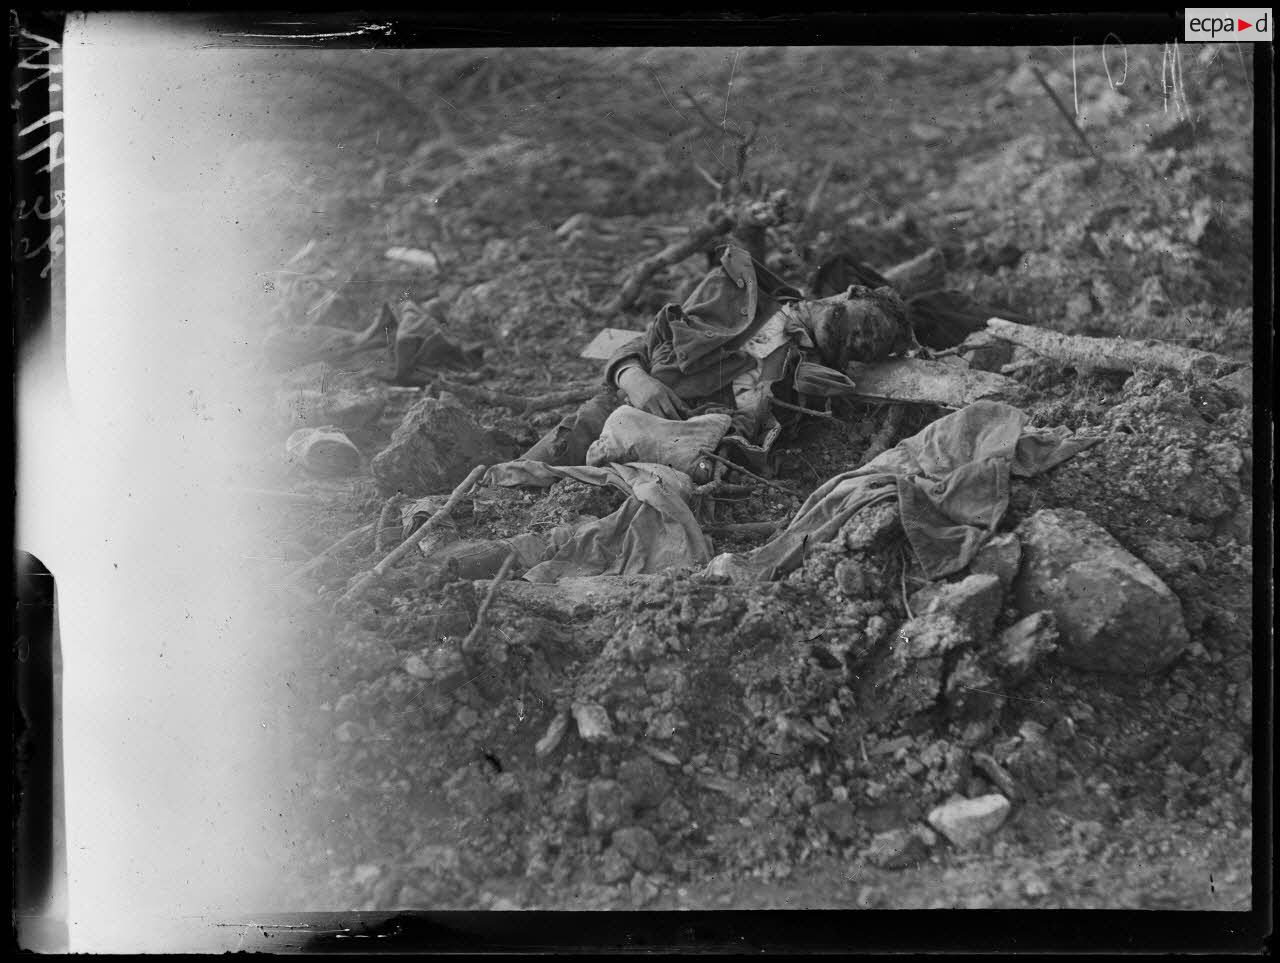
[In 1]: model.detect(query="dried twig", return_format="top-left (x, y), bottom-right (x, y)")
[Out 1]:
top-left (768, 396), bottom-right (838, 421)
top-left (692, 480), bottom-right (758, 499)
top-left (697, 448), bottom-right (796, 496)
top-left (334, 464), bottom-right (487, 610)
top-left (693, 161), bottom-right (725, 193)
top-left (460, 550), bottom-right (519, 657)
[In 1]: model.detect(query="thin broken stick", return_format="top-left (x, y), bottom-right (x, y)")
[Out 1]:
top-left (899, 544), bottom-right (915, 620)
top-left (692, 480), bottom-right (758, 499)
top-left (768, 396), bottom-right (838, 420)
top-left (460, 550), bottom-right (519, 657)
top-left (697, 448), bottom-right (795, 496)
top-left (334, 464), bottom-right (488, 611)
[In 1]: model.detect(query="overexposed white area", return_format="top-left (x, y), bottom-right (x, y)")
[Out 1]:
top-left (19, 13), bottom-right (310, 952)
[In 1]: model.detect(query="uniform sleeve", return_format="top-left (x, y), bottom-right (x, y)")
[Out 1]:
top-left (603, 334), bottom-right (650, 387)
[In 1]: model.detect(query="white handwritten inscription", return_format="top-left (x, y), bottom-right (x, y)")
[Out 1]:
top-left (14, 26), bottom-right (64, 279)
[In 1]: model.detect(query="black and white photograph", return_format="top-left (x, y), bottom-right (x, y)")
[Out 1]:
top-left (12, 11), bottom-right (1269, 953)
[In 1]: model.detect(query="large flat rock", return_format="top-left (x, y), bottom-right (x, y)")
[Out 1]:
top-left (1014, 508), bottom-right (1188, 674)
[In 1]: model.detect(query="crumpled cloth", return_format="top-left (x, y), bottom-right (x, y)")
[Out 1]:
top-left (483, 460), bottom-right (712, 583)
top-left (391, 298), bottom-right (484, 378)
top-left (585, 406), bottom-right (730, 481)
top-left (706, 400), bottom-right (1102, 582)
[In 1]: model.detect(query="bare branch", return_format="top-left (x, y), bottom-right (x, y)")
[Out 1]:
top-left (768, 396), bottom-right (838, 421)
top-left (605, 213), bottom-right (735, 314)
top-left (334, 464), bottom-right (488, 610)
top-left (460, 550), bottom-right (519, 657)
top-left (697, 448), bottom-right (796, 496)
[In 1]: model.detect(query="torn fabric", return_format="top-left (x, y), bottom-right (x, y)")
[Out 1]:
top-left (707, 400), bottom-right (1102, 582)
top-left (483, 460), bottom-right (712, 583)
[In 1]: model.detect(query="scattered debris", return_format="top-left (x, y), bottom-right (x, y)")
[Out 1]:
top-left (535, 711), bottom-right (569, 758)
top-left (385, 246), bottom-right (441, 271)
top-left (285, 426), bottom-right (362, 476)
top-left (968, 532), bottom-right (1022, 593)
top-left (991, 611), bottom-right (1059, 686)
top-left (927, 794), bottom-right (1012, 849)
top-left (572, 702), bottom-right (615, 743)
top-left (972, 751), bottom-right (1021, 800)
top-left (908, 573), bottom-right (1004, 641)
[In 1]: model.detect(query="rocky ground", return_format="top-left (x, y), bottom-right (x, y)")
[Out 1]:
top-left (225, 45), bottom-right (1255, 911)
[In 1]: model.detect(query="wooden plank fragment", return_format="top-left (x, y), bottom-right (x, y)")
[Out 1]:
top-left (847, 357), bottom-right (1023, 408)
top-left (985, 317), bottom-right (1241, 379)
top-left (580, 327), bottom-right (644, 361)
